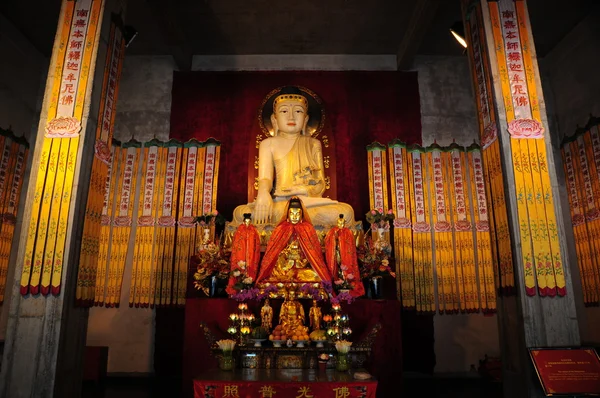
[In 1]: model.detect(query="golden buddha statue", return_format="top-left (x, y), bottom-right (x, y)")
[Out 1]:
top-left (260, 299), bottom-right (273, 332)
top-left (255, 197), bottom-right (334, 288)
top-left (279, 289), bottom-right (308, 336)
top-left (309, 300), bottom-right (322, 331)
top-left (233, 86), bottom-right (354, 226)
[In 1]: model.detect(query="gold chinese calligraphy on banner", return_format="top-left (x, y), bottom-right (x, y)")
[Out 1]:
top-left (0, 129), bottom-right (29, 303)
top-left (561, 119), bottom-right (600, 306)
top-left (76, 138), bottom-right (221, 307)
top-left (21, 0), bottom-right (103, 297)
top-left (463, 0), bottom-right (515, 297)
top-left (384, 141), bottom-right (498, 314)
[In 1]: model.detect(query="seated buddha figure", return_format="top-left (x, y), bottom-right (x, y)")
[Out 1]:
top-left (233, 86), bottom-right (355, 226)
top-left (255, 197), bottom-right (334, 286)
top-left (279, 289), bottom-right (308, 337)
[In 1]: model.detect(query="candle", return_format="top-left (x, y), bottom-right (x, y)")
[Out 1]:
top-left (332, 304), bottom-right (341, 311)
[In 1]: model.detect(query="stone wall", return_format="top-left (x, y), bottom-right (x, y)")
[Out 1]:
top-left (540, 8), bottom-right (600, 345)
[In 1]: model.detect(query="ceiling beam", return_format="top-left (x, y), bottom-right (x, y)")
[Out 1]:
top-left (147, 0), bottom-right (193, 71)
top-left (396, 0), bottom-right (441, 70)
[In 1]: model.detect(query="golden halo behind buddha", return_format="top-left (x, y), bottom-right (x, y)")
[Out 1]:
top-left (259, 85), bottom-right (325, 138)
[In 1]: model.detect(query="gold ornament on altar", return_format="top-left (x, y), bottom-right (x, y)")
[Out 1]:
top-left (260, 298), bottom-right (273, 332)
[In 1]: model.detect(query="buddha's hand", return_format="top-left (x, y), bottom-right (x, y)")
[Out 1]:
top-left (254, 190), bottom-right (273, 224)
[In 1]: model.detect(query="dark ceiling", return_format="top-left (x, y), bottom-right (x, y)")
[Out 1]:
top-left (1, 0), bottom-right (597, 63)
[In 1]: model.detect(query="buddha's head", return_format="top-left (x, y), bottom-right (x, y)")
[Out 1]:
top-left (288, 290), bottom-right (296, 300)
top-left (337, 214), bottom-right (345, 228)
top-left (271, 87), bottom-right (309, 136)
top-left (288, 198), bottom-right (303, 225)
top-left (264, 298), bottom-right (270, 306)
top-left (312, 299), bottom-right (318, 307)
top-left (243, 213), bottom-right (252, 226)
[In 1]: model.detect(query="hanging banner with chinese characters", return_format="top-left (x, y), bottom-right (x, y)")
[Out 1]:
top-left (129, 140), bottom-right (161, 307)
top-left (428, 145), bottom-right (459, 314)
top-left (0, 131), bottom-right (29, 303)
top-left (388, 140), bottom-right (414, 308)
top-left (21, 0), bottom-right (104, 296)
top-left (93, 142), bottom-right (119, 306)
top-left (463, 0), bottom-right (515, 296)
top-left (448, 145), bottom-right (478, 313)
top-left (153, 140), bottom-right (183, 307)
top-left (486, 0), bottom-right (565, 296)
top-left (407, 146), bottom-right (434, 313)
top-left (105, 141), bottom-right (141, 307)
top-left (378, 141), bottom-right (498, 314)
top-left (173, 141), bottom-right (201, 307)
top-left (561, 135), bottom-right (598, 306)
top-left (76, 14), bottom-right (125, 306)
top-left (366, 142), bottom-right (390, 245)
top-left (467, 144), bottom-right (497, 313)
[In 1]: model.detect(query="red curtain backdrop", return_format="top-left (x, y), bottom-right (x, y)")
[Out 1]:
top-left (169, 71), bottom-right (422, 220)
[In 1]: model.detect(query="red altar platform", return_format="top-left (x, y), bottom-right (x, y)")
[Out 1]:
top-left (183, 298), bottom-right (402, 398)
top-left (193, 369), bottom-right (377, 398)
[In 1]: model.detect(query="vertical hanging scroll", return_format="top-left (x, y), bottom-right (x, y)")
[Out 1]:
top-left (21, 0), bottom-right (103, 296)
top-left (487, 0), bottom-right (565, 296)
top-left (173, 141), bottom-right (205, 306)
top-left (0, 134), bottom-right (28, 302)
top-left (467, 144), bottom-right (497, 313)
top-left (408, 146), bottom-right (434, 313)
top-left (428, 145), bottom-right (459, 314)
top-left (76, 13), bottom-right (125, 306)
top-left (129, 140), bottom-right (161, 307)
top-left (149, 143), bottom-right (168, 308)
top-left (388, 140), bottom-right (414, 308)
top-left (94, 142), bottom-right (119, 306)
top-left (366, 143), bottom-right (389, 213)
top-left (448, 145), bottom-right (478, 312)
top-left (106, 142), bottom-right (141, 307)
top-left (562, 139), bottom-right (598, 306)
top-left (200, 140), bottom-right (221, 217)
top-left (154, 140), bottom-right (183, 307)
top-left (463, 0), bottom-right (515, 296)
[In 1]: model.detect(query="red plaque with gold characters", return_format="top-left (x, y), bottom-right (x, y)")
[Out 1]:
top-left (529, 348), bottom-right (600, 395)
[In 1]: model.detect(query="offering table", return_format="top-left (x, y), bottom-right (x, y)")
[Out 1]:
top-left (183, 298), bottom-right (402, 398)
top-left (193, 369), bottom-right (377, 398)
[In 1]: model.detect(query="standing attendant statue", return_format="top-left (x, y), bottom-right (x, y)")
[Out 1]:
top-left (325, 214), bottom-right (365, 297)
top-left (260, 299), bottom-right (273, 332)
top-left (309, 300), bottom-right (322, 331)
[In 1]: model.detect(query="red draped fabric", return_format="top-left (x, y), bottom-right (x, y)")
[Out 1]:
top-left (169, 71), bottom-right (422, 221)
top-left (227, 224), bottom-right (261, 295)
top-left (325, 227), bottom-right (365, 297)
top-left (257, 220), bottom-right (332, 284)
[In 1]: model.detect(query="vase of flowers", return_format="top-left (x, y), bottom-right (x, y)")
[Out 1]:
top-left (335, 340), bottom-right (352, 372)
top-left (192, 242), bottom-right (230, 297)
top-left (216, 339), bottom-right (236, 371)
top-left (357, 236), bottom-right (395, 300)
top-left (365, 209), bottom-right (395, 245)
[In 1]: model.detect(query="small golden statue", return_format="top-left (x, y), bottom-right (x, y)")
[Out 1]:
top-left (309, 299), bottom-right (322, 331)
top-left (278, 289), bottom-right (308, 337)
top-left (260, 298), bottom-right (273, 332)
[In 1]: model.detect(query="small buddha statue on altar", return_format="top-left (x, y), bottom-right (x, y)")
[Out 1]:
top-left (260, 299), bottom-right (273, 332)
top-left (309, 300), bottom-right (322, 331)
top-left (279, 289), bottom-right (308, 337)
top-left (233, 86), bottom-right (355, 225)
top-left (255, 197), bottom-right (334, 288)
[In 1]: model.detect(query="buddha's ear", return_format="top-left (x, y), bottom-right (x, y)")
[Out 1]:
top-left (271, 114), bottom-right (278, 136)
top-left (302, 114), bottom-right (310, 136)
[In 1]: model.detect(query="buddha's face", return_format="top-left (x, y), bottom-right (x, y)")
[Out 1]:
top-left (288, 208), bottom-right (302, 224)
top-left (337, 217), bottom-right (345, 228)
top-left (243, 217), bottom-right (251, 226)
top-left (288, 291), bottom-right (296, 300)
top-left (272, 99), bottom-right (309, 135)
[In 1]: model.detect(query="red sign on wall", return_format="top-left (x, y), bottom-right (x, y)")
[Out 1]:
top-left (529, 348), bottom-right (600, 395)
